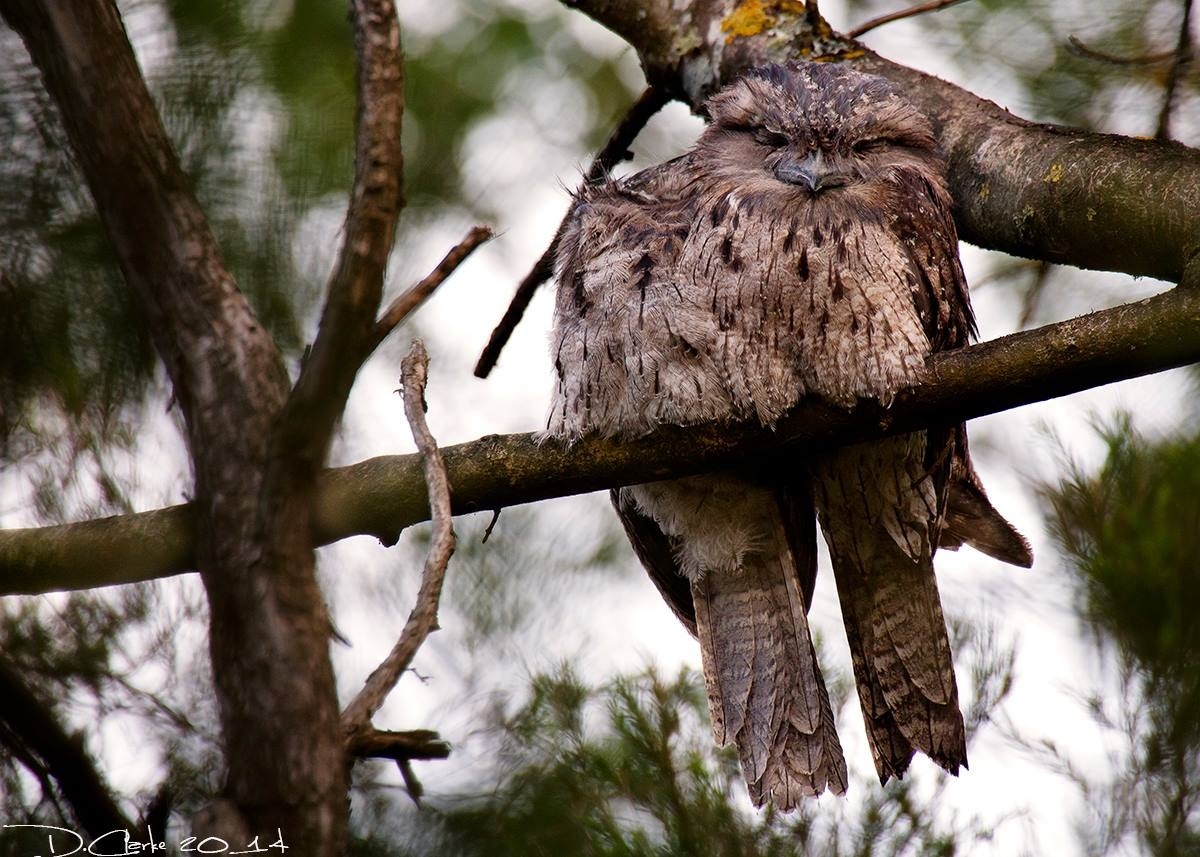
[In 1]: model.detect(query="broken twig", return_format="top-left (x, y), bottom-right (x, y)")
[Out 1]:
top-left (370, 225), bottom-right (493, 353)
top-left (341, 341), bottom-right (456, 733)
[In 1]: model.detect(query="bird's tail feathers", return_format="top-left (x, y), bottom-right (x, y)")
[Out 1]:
top-left (691, 519), bottom-right (847, 807)
top-left (833, 534), bottom-right (968, 783)
top-left (816, 441), bottom-right (967, 784)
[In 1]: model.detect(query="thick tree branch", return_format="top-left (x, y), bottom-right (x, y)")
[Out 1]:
top-left (3, 283), bottom-right (1198, 595)
top-left (272, 0), bottom-right (406, 478)
top-left (0, 656), bottom-right (136, 838)
top-left (342, 342), bottom-right (456, 734)
top-left (559, 0), bottom-right (1200, 284)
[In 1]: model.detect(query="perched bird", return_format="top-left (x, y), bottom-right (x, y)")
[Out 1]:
top-left (546, 61), bottom-right (1032, 808)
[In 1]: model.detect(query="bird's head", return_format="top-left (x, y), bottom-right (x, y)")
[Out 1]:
top-left (697, 61), bottom-right (943, 206)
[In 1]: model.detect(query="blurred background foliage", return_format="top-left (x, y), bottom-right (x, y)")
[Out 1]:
top-left (0, 0), bottom-right (1198, 854)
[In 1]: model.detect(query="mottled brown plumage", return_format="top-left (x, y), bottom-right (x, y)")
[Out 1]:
top-left (547, 62), bottom-right (1031, 807)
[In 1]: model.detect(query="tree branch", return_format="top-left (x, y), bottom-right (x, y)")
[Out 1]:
top-left (3, 282), bottom-right (1199, 595)
top-left (0, 656), bottom-right (136, 838)
top-left (369, 225), bottom-right (492, 353)
top-left (558, 0), bottom-right (1200, 285)
top-left (271, 0), bottom-right (406, 478)
top-left (342, 342), bottom-right (456, 734)
top-left (846, 0), bottom-right (970, 40)
top-left (347, 728), bottom-right (451, 762)
top-left (473, 85), bottom-right (671, 378)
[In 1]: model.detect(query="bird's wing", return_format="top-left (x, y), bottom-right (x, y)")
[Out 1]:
top-left (611, 487), bottom-right (696, 637)
top-left (894, 168), bottom-right (1032, 569)
top-left (547, 156), bottom-right (698, 439)
top-left (939, 426), bottom-right (1034, 567)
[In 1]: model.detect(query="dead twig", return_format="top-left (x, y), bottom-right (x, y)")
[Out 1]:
top-left (473, 85), bottom-right (670, 378)
top-left (348, 728), bottom-right (452, 762)
top-left (1156, 0), bottom-right (1195, 141)
top-left (482, 509), bottom-right (501, 543)
top-left (369, 225), bottom-right (493, 352)
top-left (847, 0), bottom-right (970, 39)
top-left (342, 341), bottom-right (456, 733)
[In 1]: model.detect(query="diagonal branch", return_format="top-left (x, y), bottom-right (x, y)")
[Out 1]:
top-left (341, 342), bottom-right (456, 734)
top-left (847, 0), bottom-right (971, 39)
top-left (0, 0), bottom-right (289, 449)
top-left (0, 656), bottom-right (136, 838)
top-left (473, 85), bottom-right (670, 378)
top-left (2, 282), bottom-right (1199, 596)
top-left (368, 225), bottom-right (493, 353)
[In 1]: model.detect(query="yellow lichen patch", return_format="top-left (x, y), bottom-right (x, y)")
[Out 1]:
top-left (1087, 207), bottom-right (1097, 221)
top-left (722, 0), bottom-right (774, 42)
top-left (979, 183), bottom-right (990, 201)
top-left (721, 0), bottom-right (806, 43)
top-left (840, 48), bottom-right (866, 59)
top-left (1043, 163), bottom-right (1064, 183)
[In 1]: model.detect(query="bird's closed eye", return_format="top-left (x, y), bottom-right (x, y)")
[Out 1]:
top-left (851, 138), bottom-right (890, 154)
top-left (752, 128), bottom-right (789, 148)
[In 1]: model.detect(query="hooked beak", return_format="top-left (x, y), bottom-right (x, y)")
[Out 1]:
top-left (773, 151), bottom-right (850, 194)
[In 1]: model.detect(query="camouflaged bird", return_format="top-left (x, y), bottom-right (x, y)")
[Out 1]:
top-left (546, 61), bottom-right (1032, 808)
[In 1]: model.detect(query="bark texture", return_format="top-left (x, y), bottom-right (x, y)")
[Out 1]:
top-left (0, 0), bottom-right (365, 850)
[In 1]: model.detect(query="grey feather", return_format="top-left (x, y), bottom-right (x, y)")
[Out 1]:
top-left (545, 60), bottom-right (1030, 806)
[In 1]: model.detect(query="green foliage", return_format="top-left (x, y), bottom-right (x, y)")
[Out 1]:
top-left (398, 662), bottom-right (1001, 857)
top-left (1041, 417), bottom-right (1200, 855)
